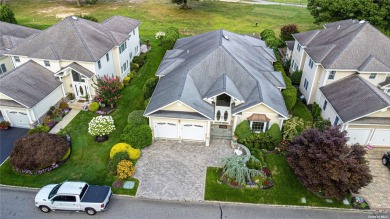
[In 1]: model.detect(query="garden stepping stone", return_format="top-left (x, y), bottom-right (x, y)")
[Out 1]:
top-left (301, 197), bottom-right (306, 204)
top-left (326, 199), bottom-right (333, 203)
top-left (123, 181), bottom-right (135, 189)
top-left (343, 198), bottom-right (350, 205)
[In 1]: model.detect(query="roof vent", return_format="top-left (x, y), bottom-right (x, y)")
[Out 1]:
top-left (359, 20), bottom-right (365, 24)
top-left (187, 50), bottom-right (189, 54)
top-left (337, 25), bottom-right (340, 29)
top-left (71, 16), bottom-right (78, 20)
top-left (223, 35), bottom-right (229, 40)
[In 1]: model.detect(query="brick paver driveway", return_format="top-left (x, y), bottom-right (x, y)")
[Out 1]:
top-left (134, 139), bottom-right (233, 201)
top-left (359, 148), bottom-right (390, 211)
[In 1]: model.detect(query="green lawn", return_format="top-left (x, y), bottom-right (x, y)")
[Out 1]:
top-left (267, 0), bottom-right (307, 5)
top-left (0, 38), bottom-right (165, 195)
top-left (292, 100), bottom-right (313, 127)
top-left (205, 154), bottom-right (350, 208)
top-left (8, 0), bottom-right (318, 36)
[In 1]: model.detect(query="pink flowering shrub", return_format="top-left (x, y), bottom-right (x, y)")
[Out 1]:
top-left (93, 75), bottom-right (122, 108)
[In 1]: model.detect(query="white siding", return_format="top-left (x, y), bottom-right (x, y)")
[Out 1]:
top-left (0, 56), bottom-right (14, 73)
top-left (319, 92), bottom-right (342, 126)
top-left (32, 85), bottom-right (64, 119)
top-left (300, 54), bottom-right (318, 103)
top-left (94, 50), bottom-right (115, 78)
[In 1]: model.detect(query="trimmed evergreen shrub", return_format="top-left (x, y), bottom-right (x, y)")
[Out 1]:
top-left (133, 54), bottom-right (147, 67)
top-left (123, 76), bottom-right (131, 86)
top-left (266, 124), bottom-right (282, 146)
top-left (10, 133), bottom-right (70, 171)
top-left (89, 102), bottom-right (99, 112)
top-left (127, 110), bottom-right (148, 125)
top-left (128, 148), bottom-right (141, 160)
top-left (59, 102), bottom-right (69, 109)
top-left (27, 124), bottom-right (50, 135)
top-left (110, 143), bottom-right (132, 159)
top-left (234, 120), bottom-right (252, 142)
top-left (290, 70), bottom-right (302, 85)
top-left (161, 27), bottom-right (179, 50)
top-left (260, 29), bottom-right (276, 40)
top-left (143, 77), bottom-right (159, 99)
top-left (0, 5), bottom-right (17, 24)
top-left (107, 152), bottom-right (130, 175)
top-left (144, 97), bottom-right (151, 108)
top-left (121, 124), bottom-right (152, 149)
top-left (274, 54), bottom-right (297, 112)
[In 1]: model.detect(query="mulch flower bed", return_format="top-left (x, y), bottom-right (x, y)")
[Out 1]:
top-left (112, 180), bottom-right (124, 188)
top-left (96, 107), bottom-right (116, 115)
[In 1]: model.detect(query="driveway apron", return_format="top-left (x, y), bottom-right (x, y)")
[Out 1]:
top-left (0, 128), bottom-right (28, 165)
top-left (134, 139), bottom-right (233, 201)
top-left (359, 148), bottom-right (390, 211)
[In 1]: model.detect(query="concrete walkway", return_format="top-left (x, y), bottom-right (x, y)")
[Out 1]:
top-left (134, 139), bottom-right (233, 201)
top-left (49, 109), bottom-right (81, 134)
top-left (358, 148), bottom-right (390, 211)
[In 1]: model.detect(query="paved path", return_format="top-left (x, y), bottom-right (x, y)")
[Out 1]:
top-left (220, 0), bottom-right (306, 7)
top-left (1, 187), bottom-right (385, 219)
top-left (49, 109), bottom-right (80, 134)
top-left (0, 128), bottom-right (28, 165)
top-left (134, 139), bottom-right (233, 201)
top-left (359, 148), bottom-right (390, 211)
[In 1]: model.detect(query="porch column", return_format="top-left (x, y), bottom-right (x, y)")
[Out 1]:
top-left (206, 120), bottom-right (211, 146)
top-left (232, 115), bottom-right (238, 134)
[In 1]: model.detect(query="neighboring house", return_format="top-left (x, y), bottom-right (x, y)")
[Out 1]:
top-left (0, 61), bottom-right (63, 128)
top-left (290, 19), bottom-right (390, 146)
top-left (0, 21), bottom-right (41, 76)
top-left (144, 30), bottom-right (288, 146)
top-left (0, 15), bottom-right (140, 128)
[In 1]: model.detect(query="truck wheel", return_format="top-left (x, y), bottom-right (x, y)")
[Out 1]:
top-left (383, 157), bottom-right (389, 166)
top-left (85, 208), bottom-right (96, 216)
top-left (39, 206), bottom-right (51, 213)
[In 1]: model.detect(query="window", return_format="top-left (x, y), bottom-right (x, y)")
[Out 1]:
top-left (133, 30), bottom-right (135, 35)
top-left (251, 122), bottom-right (265, 132)
top-left (333, 116), bottom-right (339, 126)
top-left (294, 62), bottom-right (298, 71)
top-left (291, 59), bottom-right (295, 68)
top-left (369, 73), bottom-right (377, 79)
top-left (135, 46), bottom-right (138, 53)
top-left (71, 70), bottom-right (84, 82)
top-left (304, 78), bottom-right (309, 90)
top-left (328, 71), bottom-right (336, 79)
top-left (308, 58), bottom-right (314, 69)
top-left (14, 56), bottom-right (20, 62)
top-left (119, 42), bottom-right (127, 54)
top-left (129, 52), bottom-right (133, 60)
top-left (44, 60), bottom-right (50, 67)
top-left (98, 60), bottom-right (101, 69)
top-left (323, 100), bottom-right (327, 110)
top-left (121, 60), bottom-right (129, 74)
top-left (297, 44), bottom-right (301, 52)
top-left (106, 53), bottom-right (109, 62)
top-left (52, 196), bottom-right (76, 202)
top-left (0, 64), bottom-right (6, 74)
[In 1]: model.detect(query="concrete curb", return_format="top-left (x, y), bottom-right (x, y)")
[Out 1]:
top-left (3, 184), bottom-right (384, 213)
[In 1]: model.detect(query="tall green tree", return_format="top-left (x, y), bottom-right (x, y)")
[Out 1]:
top-left (0, 4), bottom-right (17, 24)
top-left (307, 0), bottom-right (390, 31)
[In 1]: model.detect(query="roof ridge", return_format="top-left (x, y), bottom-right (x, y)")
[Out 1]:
top-left (69, 18), bottom-right (95, 61)
top-left (178, 72), bottom-right (188, 99)
top-left (304, 30), bottom-right (321, 45)
top-left (48, 44), bottom-right (60, 60)
top-left (326, 23), bottom-right (368, 68)
top-left (358, 76), bottom-right (390, 105)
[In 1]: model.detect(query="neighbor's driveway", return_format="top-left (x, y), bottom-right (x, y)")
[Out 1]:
top-left (0, 128), bottom-right (28, 164)
top-left (359, 148), bottom-right (390, 211)
top-left (134, 139), bottom-right (232, 201)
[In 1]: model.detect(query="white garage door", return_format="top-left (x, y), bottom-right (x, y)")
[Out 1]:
top-left (7, 110), bottom-right (30, 128)
top-left (181, 124), bottom-right (206, 141)
top-left (370, 129), bottom-right (390, 146)
top-left (347, 129), bottom-right (371, 145)
top-left (154, 122), bottom-right (178, 139)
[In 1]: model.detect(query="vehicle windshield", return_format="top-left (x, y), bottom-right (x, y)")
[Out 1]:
top-left (48, 183), bottom-right (62, 199)
top-left (80, 184), bottom-right (89, 200)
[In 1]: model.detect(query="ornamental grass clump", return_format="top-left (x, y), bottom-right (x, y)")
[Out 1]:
top-left (88, 116), bottom-right (115, 137)
top-left (117, 160), bottom-right (136, 180)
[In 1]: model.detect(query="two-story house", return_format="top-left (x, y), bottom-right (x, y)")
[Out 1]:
top-left (144, 30), bottom-right (288, 146)
top-left (290, 19), bottom-right (390, 146)
top-left (0, 16), bottom-right (140, 128)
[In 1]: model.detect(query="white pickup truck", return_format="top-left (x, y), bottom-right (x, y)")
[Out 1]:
top-left (35, 181), bottom-right (112, 215)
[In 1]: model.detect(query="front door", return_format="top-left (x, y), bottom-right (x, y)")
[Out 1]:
top-left (71, 70), bottom-right (89, 99)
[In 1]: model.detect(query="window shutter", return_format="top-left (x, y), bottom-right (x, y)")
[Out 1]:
top-left (265, 122), bottom-right (269, 131)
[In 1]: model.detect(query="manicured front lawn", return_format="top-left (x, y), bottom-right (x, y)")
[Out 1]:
top-left (0, 39), bottom-right (165, 195)
top-left (205, 154), bottom-right (351, 208)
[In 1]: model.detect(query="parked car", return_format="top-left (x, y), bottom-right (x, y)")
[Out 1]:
top-left (383, 152), bottom-right (390, 169)
top-left (35, 181), bottom-right (112, 215)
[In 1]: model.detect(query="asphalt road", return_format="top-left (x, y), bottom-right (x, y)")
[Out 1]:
top-left (0, 128), bottom-right (28, 164)
top-left (1, 187), bottom-right (389, 219)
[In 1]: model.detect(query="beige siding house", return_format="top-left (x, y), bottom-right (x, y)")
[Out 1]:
top-left (0, 16), bottom-right (140, 128)
top-left (145, 30), bottom-right (289, 146)
top-left (290, 19), bottom-right (390, 146)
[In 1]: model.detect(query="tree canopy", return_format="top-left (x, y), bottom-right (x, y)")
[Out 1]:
top-left (308, 0), bottom-right (390, 31)
top-left (286, 126), bottom-right (372, 200)
top-left (0, 4), bottom-right (17, 24)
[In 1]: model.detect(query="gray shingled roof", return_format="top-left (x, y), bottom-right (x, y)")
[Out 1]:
top-left (59, 62), bottom-right (95, 78)
top-left (145, 30), bottom-right (288, 119)
top-left (148, 110), bottom-right (209, 120)
top-left (286, 41), bottom-right (295, 50)
top-left (0, 60), bottom-right (62, 108)
top-left (351, 117), bottom-right (390, 125)
top-left (293, 20), bottom-right (390, 71)
top-left (320, 74), bottom-right (390, 122)
top-left (5, 16), bottom-right (140, 62)
top-left (379, 77), bottom-right (390, 88)
top-left (0, 21), bottom-right (40, 55)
